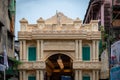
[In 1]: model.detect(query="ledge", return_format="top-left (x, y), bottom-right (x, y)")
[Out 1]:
top-left (18, 61), bottom-right (45, 70)
top-left (18, 31), bottom-right (101, 40)
top-left (73, 61), bottom-right (102, 69)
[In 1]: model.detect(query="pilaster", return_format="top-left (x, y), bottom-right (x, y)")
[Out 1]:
top-left (75, 40), bottom-right (79, 60)
top-left (78, 70), bottom-right (82, 80)
top-left (23, 40), bottom-right (26, 61)
top-left (78, 40), bottom-right (82, 61)
top-left (40, 40), bottom-right (43, 60)
top-left (75, 70), bottom-right (79, 80)
top-left (36, 70), bottom-right (40, 80)
top-left (20, 41), bottom-right (23, 61)
top-left (93, 70), bottom-right (95, 80)
top-left (23, 71), bottom-right (26, 80)
top-left (19, 71), bottom-right (23, 80)
top-left (96, 70), bottom-right (99, 80)
top-left (40, 70), bottom-right (44, 80)
top-left (96, 41), bottom-right (99, 61)
top-left (92, 40), bottom-right (95, 61)
top-left (37, 40), bottom-right (40, 61)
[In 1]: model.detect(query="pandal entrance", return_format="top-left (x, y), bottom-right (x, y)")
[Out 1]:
top-left (45, 54), bottom-right (73, 80)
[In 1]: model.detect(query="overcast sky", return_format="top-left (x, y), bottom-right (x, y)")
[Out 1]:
top-left (15, 0), bottom-right (90, 40)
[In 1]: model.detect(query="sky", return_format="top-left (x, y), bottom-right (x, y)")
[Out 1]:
top-left (15, 0), bottom-right (90, 40)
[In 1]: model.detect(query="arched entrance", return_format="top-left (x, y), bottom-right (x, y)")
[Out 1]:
top-left (45, 53), bottom-right (73, 80)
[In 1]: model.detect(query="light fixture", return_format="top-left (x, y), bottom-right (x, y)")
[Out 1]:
top-left (57, 56), bottom-right (64, 69)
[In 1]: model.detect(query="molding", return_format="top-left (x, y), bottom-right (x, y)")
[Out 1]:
top-left (18, 31), bottom-right (101, 40)
top-left (18, 61), bottom-right (45, 70)
top-left (73, 61), bottom-right (101, 69)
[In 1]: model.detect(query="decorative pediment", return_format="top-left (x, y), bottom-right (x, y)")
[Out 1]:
top-left (45, 12), bottom-right (73, 24)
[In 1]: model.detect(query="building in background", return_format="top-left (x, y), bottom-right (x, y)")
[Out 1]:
top-left (83, 0), bottom-right (111, 80)
top-left (18, 12), bottom-right (101, 80)
top-left (83, 0), bottom-right (120, 80)
top-left (112, 0), bottom-right (120, 40)
top-left (83, 0), bottom-right (120, 43)
top-left (83, 0), bottom-right (111, 33)
top-left (0, 0), bottom-right (17, 80)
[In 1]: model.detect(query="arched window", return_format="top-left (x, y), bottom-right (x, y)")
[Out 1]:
top-left (82, 74), bottom-right (90, 80)
top-left (28, 46), bottom-right (36, 61)
top-left (82, 45), bottom-right (90, 61)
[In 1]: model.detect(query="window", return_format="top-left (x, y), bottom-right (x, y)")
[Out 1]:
top-left (82, 75), bottom-right (90, 80)
top-left (28, 76), bottom-right (36, 80)
top-left (28, 47), bottom-right (36, 61)
top-left (82, 45), bottom-right (90, 61)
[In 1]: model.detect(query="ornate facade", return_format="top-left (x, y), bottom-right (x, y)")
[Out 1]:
top-left (18, 12), bottom-right (101, 80)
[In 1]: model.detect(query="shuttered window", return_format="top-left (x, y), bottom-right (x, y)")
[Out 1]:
top-left (83, 75), bottom-right (90, 80)
top-left (28, 47), bottom-right (36, 61)
top-left (82, 45), bottom-right (90, 61)
top-left (28, 76), bottom-right (36, 80)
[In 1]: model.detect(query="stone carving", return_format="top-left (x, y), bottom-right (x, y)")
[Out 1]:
top-left (18, 61), bottom-right (45, 70)
top-left (73, 61), bottom-right (101, 69)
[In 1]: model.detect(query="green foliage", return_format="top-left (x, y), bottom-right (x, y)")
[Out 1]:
top-left (99, 26), bottom-right (108, 56)
top-left (99, 26), bottom-right (115, 56)
top-left (8, 57), bottom-right (22, 69)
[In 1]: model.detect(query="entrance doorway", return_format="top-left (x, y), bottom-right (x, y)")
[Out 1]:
top-left (45, 54), bottom-right (73, 80)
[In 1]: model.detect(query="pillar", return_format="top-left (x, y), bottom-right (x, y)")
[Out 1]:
top-left (78, 70), bottom-right (82, 80)
top-left (19, 71), bottom-right (23, 80)
top-left (79, 40), bottom-right (82, 61)
top-left (92, 70), bottom-right (95, 80)
top-left (75, 70), bottom-right (79, 80)
top-left (75, 40), bottom-right (79, 60)
top-left (92, 40), bottom-right (95, 61)
top-left (96, 70), bottom-right (99, 80)
top-left (96, 41), bottom-right (99, 61)
top-left (36, 70), bottom-right (40, 80)
top-left (23, 40), bottom-right (26, 61)
top-left (40, 40), bottom-right (43, 60)
top-left (20, 41), bottom-right (23, 61)
top-left (40, 70), bottom-right (44, 80)
top-left (37, 40), bottom-right (40, 61)
top-left (23, 71), bottom-right (26, 80)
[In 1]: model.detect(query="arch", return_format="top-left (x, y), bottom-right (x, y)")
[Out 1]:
top-left (45, 52), bottom-right (74, 80)
top-left (44, 52), bottom-right (74, 61)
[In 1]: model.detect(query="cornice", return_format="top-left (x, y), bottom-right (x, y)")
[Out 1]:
top-left (18, 31), bottom-right (101, 40)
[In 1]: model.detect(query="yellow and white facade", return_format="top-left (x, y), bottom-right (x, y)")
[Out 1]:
top-left (18, 12), bottom-right (101, 80)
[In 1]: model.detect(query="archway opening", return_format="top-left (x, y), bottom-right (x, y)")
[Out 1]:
top-left (45, 54), bottom-right (73, 80)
